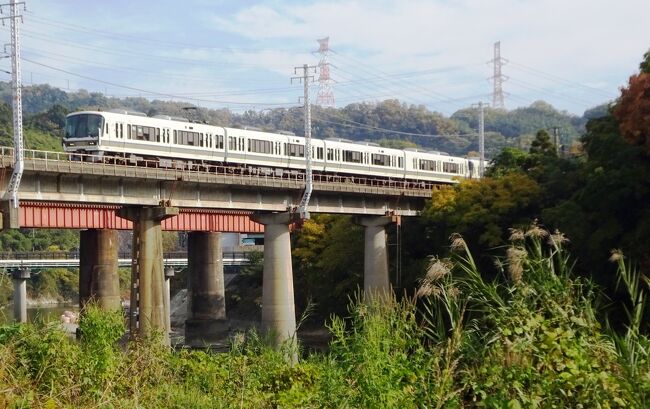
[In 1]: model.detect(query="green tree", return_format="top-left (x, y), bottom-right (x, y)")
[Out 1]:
top-left (423, 173), bottom-right (543, 253)
top-left (292, 215), bottom-right (364, 317)
top-left (529, 129), bottom-right (556, 155)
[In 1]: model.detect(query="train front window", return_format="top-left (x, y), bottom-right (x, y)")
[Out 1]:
top-left (65, 114), bottom-right (104, 138)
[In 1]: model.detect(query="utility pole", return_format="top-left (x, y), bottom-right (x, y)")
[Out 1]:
top-left (1, 0), bottom-right (26, 209)
top-left (551, 126), bottom-right (560, 156)
top-left (472, 101), bottom-right (488, 177)
top-left (291, 64), bottom-right (316, 220)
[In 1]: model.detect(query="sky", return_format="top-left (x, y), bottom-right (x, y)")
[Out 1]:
top-left (2, 0), bottom-right (649, 116)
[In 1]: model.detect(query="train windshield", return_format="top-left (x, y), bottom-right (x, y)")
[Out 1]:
top-left (64, 114), bottom-right (104, 138)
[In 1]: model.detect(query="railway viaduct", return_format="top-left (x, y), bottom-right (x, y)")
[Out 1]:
top-left (0, 148), bottom-right (441, 348)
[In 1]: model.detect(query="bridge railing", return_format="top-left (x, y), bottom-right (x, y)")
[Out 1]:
top-left (0, 146), bottom-right (444, 192)
top-left (0, 250), bottom-right (261, 261)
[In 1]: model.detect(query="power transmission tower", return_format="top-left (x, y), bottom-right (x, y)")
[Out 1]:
top-left (0, 0), bottom-right (25, 210)
top-left (291, 64), bottom-right (316, 219)
top-left (315, 37), bottom-right (335, 108)
top-left (488, 41), bottom-right (507, 109)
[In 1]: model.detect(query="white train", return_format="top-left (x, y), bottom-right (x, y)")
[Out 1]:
top-left (63, 109), bottom-right (481, 184)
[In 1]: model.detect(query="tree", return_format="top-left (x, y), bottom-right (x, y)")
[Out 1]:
top-left (292, 214), bottom-right (364, 317)
top-left (614, 71), bottom-right (650, 154)
top-left (529, 129), bottom-right (556, 156)
top-left (424, 173), bottom-right (543, 252)
top-left (640, 49), bottom-right (650, 74)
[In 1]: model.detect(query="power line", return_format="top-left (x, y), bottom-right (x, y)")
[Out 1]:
top-left (508, 77), bottom-right (598, 106)
top-left (21, 58), bottom-right (298, 107)
top-left (508, 60), bottom-right (615, 98)
top-left (314, 113), bottom-right (476, 139)
top-left (24, 12), bottom-right (304, 53)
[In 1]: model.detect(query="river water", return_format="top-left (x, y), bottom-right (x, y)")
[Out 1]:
top-left (0, 303), bottom-right (80, 325)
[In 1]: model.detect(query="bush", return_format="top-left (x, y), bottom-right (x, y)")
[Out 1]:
top-left (0, 227), bottom-right (647, 407)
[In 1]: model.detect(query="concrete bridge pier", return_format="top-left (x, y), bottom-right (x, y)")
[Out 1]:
top-left (79, 229), bottom-right (120, 310)
top-left (252, 212), bottom-right (296, 352)
top-left (117, 205), bottom-right (179, 345)
top-left (185, 231), bottom-right (227, 346)
top-left (12, 268), bottom-right (30, 322)
top-left (357, 215), bottom-right (397, 299)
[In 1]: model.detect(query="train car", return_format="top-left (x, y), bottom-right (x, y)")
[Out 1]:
top-left (321, 139), bottom-right (406, 179)
top-left (63, 109), bottom-right (223, 166)
top-left (63, 109), bottom-right (481, 184)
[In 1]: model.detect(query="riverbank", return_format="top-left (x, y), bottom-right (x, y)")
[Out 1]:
top-left (0, 236), bottom-right (647, 408)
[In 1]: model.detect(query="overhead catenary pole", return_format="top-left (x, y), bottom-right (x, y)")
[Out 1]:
top-left (1, 0), bottom-right (25, 209)
top-left (472, 101), bottom-right (488, 177)
top-left (292, 64), bottom-right (316, 220)
top-left (479, 102), bottom-right (485, 176)
top-left (551, 126), bottom-right (560, 156)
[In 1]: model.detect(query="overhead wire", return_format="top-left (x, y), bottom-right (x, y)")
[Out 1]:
top-left (24, 12), bottom-right (302, 53)
top-left (21, 58), bottom-right (298, 108)
top-left (508, 60), bottom-right (616, 98)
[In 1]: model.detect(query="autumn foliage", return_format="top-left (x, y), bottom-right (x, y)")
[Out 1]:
top-left (614, 72), bottom-right (650, 154)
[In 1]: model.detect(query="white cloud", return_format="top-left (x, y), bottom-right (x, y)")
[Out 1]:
top-left (207, 0), bottom-right (649, 112)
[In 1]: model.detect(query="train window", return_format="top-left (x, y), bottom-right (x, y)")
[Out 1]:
top-left (371, 153), bottom-right (390, 166)
top-left (120, 124), bottom-right (123, 138)
top-left (173, 130), bottom-right (177, 144)
top-left (217, 135), bottom-right (224, 149)
top-left (398, 157), bottom-right (403, 168)
top-left (443, 162), bottom-right (460, 174)
top-left (156, 128), bottom-right (160, 143)
top-left (249, 139), bottom-right (272, 154)
top-left (199, 133), bottom-right (204, 147)
top-left (326, 148), bottom-right (333, 160)
top-left (317, 147), bottom-right (323, 160)
top-left (105, 123), bottom-right (108, 135)
top-left (419, 159), bottom-right (438, 171)
top-left (343, 150), bottom-right (362, 163)
top-left (287, 143), bottom-right (305, 157)
top-left (127, 125), bottom-right (132, 139)
top-left (239, 138), bottom-right (244, 151)
top-left (115, 124), bottom-right (119, 139)
top-left (229, 136), bottom-right (236, 150)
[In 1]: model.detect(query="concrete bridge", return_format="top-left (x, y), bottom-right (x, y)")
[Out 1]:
top-left (0, 147), bottom-right (445, 349)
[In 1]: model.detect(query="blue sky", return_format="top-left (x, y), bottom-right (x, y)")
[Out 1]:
top-left (4, 0), bottom-right (649, 116)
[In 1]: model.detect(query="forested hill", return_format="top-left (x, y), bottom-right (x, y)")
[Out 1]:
top-left (0, 81), bottom-right (610, 156)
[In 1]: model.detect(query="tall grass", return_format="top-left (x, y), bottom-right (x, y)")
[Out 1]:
top-left (0, 226), bottom-right (648, 408)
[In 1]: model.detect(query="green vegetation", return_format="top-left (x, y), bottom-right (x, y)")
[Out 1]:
top-left (0, 229), bottom-right (80, 305)
top-left (0, 230), bottom-right (647, 408)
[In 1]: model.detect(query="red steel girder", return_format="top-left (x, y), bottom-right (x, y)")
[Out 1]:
top-left (18, 201), bottom-right (264, 233)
